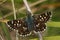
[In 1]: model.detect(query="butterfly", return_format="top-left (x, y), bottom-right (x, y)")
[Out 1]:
top-left (7, 11), bottom-right (52, 37)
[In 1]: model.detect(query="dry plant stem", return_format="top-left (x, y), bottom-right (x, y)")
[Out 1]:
top-left (0, 35), bottom-right (4, 40)
top-left (11, 0), bottom-right (18, 40)
top-left (16, 30), bottom-right (19, 40)
top-left (23, 0), bottom-right (32, 14)
top-left (11, 0), bottom-right (16, 20)
top-left (38, 32), bottom-right (43, 40)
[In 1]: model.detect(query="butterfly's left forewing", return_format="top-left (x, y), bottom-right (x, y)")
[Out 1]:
top-left (7, 19), bottom-right (31, 37)
top-left (33, 12), bottom-right (52, 33)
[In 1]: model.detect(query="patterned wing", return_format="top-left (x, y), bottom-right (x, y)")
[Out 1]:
top-left (7, 18), bottom-right (31, 37)
top-left (33, 11), bottom-right (52, 33)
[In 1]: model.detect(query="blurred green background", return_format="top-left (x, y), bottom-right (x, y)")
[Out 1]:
top-left (0, 0), bottom-right (60, 40)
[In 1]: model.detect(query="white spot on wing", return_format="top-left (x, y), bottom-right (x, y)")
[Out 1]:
top-left (10, 27), bottom-right (12, 29)
top-left (14, 24), bottom-right (16, 26)
top-left (40, 15), bottom-right (42, 17)
top-left (44, 17), bottom-right (46, 19)
top-left (19, 24), bottom-right (21, 26)
top-left (18, 20), bottom-right (19, 23)
top-left (7, 25), bottom-right (10, 27)
top-left (45, 13), bottom-right (47, 16)
top-left (42, 17), bottom-right (43, 19)
top-left (27, 32), bottom-right (31, 36)
top-left (23, 27), bottom-right (27, 31)
top-left (20, 35), bottom-right (22, 36)
top-left (12, 21), bottom-right (13, 24)
top-left (14, 29), bottom-right (16, 31)
top-left (17, 23), bottom-right (19, 26)
top-left (36, 23), bottom-right (40, 27)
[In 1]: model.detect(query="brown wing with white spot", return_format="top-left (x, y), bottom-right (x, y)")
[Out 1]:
top-left (33, 12), bottom-right (51, 32)
top-left (7, 19), bottom-right (31, 37)
top-left (33, 12), bottom-right (51, 23)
